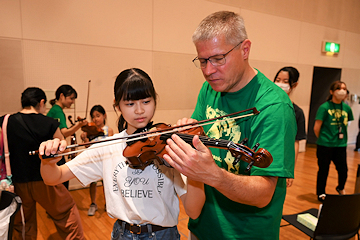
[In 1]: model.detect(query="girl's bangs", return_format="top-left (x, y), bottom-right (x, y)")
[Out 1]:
top-left (122, 78), bottom-right (154, 101)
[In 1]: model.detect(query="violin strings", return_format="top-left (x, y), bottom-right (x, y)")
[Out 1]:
top-left (35, 111), bottom-right (257, 158)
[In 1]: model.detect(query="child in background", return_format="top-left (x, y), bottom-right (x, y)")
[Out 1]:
top-left (273, 66), bottom-right (306, 187)
top-left (47, 84), bottom-right (88, 189)
top-left (39, 68), bottom-right (205, 240)
top-left (314, 81), bottom-right (353, 202)
top-left (81, 104), bottom-right (114, 216)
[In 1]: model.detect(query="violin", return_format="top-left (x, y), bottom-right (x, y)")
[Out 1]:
top-left (32, 107), bottom-right (269, 170)
top-left (123, 123), bottom-right (273, 171)
top-left (81, 123), bottom-right (104, 141)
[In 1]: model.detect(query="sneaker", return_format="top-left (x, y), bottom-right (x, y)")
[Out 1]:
top-left (88, 203), bottom-right (98, 216)
top-left (318, 194), bottom-right (326, 202)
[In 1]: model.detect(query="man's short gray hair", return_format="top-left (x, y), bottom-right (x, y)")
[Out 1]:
top-left (192, 11), bottom-right (248, 46)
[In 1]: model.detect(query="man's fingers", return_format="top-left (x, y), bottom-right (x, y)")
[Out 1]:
top-left (192, 135), bottom-right (208, 153)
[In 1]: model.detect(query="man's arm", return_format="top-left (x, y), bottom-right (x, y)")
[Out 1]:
top-left (163, 134), bottom-right (277, 208)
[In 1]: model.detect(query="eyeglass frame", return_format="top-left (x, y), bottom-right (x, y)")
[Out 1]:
top-left (192, 40), bottom-right (245, 69)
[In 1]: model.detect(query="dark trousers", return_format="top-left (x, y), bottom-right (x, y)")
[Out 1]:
top-left (356, 118), bottom-right (360, 150)
top-left (12, 181), bottom-right (85, 240)
top-left (356, 132), bottom-right (360, 149)
top-left (316, 145), bottom-right (348, 195)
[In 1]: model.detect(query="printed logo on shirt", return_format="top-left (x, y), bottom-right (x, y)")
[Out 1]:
top-left (328, 108), bottom-right (349, 126)
top-left (112, 161), bottom-right (165, 198)
top-left (113, 161), bottom-right (127, 191)
top-left (205, 105), bottom-right (241, 172)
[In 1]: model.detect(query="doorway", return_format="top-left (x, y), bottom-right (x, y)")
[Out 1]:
top-left (307, 66), bottom-right (342, 144)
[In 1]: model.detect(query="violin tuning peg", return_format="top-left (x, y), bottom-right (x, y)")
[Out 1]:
top-left (245, 160), bottom-right (255, 172)
top-left (252, 143), bottom-right (260, 151)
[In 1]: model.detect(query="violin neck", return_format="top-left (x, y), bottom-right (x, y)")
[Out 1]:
top-left (160, 133), bottom-right (236, 150)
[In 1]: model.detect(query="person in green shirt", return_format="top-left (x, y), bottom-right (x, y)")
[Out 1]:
top-left (313, 81), bottom-right (353, 202)
top-left (163, 11), bottom-right (296, 240)
top-left (47, 84), bottom-right (88, 188)
top-left (47, 84), bottom-right (88, 137)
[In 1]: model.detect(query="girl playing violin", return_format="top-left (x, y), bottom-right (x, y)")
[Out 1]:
top-left (47, 84), bottom-right (88, 189)
top-left (39, 68), bottom-right (205, 240)
top-left (80, 104), bottom-right (114, 216)
top-left (47, 84), bottom-right (88, 138)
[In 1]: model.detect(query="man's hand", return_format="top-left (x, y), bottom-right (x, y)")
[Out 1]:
top-left (163, 133), bottom-right (221, 186)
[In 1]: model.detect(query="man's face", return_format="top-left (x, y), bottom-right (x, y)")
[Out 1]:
top-left (195, 36), bottom-right (245, 93)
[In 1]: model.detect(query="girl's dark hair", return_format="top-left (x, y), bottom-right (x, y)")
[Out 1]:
top-left (113, 68), bottom-right (157, 132)
top-left (49, 84), bottom-right (77, 106)
top-left (21, 87), bottom-right (47, 109)
top-left (326, 80), bottom-right (346, 101)
top-left (90, 105), bottom-right (106, 125)
top-left (273, 66), bottom-right (300, 87)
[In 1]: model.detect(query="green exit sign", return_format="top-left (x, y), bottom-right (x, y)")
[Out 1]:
top-left (322, 41), bottom-right (340, 54)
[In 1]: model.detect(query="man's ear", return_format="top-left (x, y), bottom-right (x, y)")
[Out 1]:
top-left (241, 39), bottom-right (251, 60)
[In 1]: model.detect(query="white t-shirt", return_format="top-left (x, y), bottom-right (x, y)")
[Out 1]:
top-left (66, 130), bottom-right (187, 227)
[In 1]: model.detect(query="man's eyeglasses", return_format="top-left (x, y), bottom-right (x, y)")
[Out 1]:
top-left (192, 40), bottom-right (244, 69)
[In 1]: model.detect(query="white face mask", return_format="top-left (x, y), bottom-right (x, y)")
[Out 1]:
top-left (275, 82), bottom-right (291, 94)
top-left (334, 89), bottom-right (347, 100)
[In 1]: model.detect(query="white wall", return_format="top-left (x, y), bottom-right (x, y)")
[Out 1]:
top-left (1, 0), bottom-right (359, 143)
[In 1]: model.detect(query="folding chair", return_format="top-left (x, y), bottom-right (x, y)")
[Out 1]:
top-left (0, 190), bottom-right (22, 240)
top-left (282, 193), bottom-right (360, 239)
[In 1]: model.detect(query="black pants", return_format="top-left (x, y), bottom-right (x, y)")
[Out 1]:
top-left (316, 145), bottom-right (348, 195)
top-left (356, 132), bottom-right (360, 149)
top-left (356, 118), bottom-right (360, 150)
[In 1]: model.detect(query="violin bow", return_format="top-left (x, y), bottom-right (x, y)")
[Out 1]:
top-left (30, 107), bottom-right (260, 158)
top-left (84, 80), bottom-right (91, 120)
top-left (75, 80), bottom-right (91, 122)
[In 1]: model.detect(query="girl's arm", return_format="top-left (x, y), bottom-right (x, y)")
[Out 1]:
top-left (108, 127), bottom-right (114, 137)
top-left (39, 133), bottom-right (76, 185)
top-left (61, 120), bottom-right (88, 138)
top-left (313, 120), bottom-right (323, 138)
top-left (179, 179), bottom-right (205, 219)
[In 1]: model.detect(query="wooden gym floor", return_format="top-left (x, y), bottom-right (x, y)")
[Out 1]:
top-left (34, 144), bottom-right (360, 239)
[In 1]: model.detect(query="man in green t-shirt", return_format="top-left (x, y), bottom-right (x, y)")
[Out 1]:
top-left (163, 11), bottom-right (296, 240)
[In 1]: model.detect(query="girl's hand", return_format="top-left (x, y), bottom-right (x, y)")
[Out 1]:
top-left (38, 138), bottom-right (67, 164)
top-left (80, 132), bottom-right (89, 143)
top-left (78, 119), bottom-right (88, 127)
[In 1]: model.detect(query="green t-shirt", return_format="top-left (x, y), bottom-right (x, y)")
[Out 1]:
top-left (46, 104), bottom-right (67, 129)
top-left (189, 70), bottom-right (296, 240)
top-left (315, 101), bottom-right (353, 147)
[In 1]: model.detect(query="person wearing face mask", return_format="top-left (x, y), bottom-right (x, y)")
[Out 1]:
top-left (313, 81), bottom-right (353, 202)
top-left (274, 67), bottom-right (306, 187)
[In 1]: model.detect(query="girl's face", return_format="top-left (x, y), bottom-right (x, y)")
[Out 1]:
top-left (274, 71), bottom-right (296, 95)
top-left (91, 110), bottom-right (106, 128)
top-left (274, 71), bottom-right (290, 85)
top-left (118, 97), bottom-right (156, 134)
top-left (331, 83), bottom-right (347, 102)
top-left (60, 93), bottom-right (76, 108)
